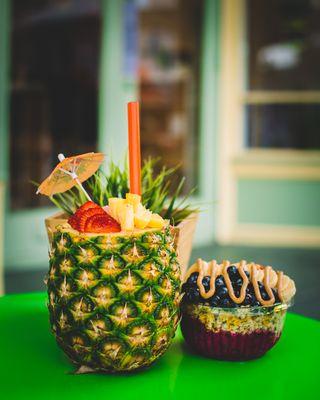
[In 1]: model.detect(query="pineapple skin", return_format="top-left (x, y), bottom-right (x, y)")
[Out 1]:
top-left (47, 226), bottom-right (181, 372)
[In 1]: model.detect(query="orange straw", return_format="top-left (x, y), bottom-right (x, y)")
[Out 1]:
top-left (127, 101), bottom-right (141, 195)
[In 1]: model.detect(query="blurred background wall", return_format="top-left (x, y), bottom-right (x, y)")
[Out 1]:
top-left (0, 0), bottom-right (319, 318)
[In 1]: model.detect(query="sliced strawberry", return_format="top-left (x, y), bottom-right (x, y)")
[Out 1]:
top-left (68, 201), bottom-right (104, 232)
top-left (68, 201), bottom-right (121, 233)
top-left (76, 207), bottom-right (106, 232)
top-left (84, 213), bottom-right (121, 233)
top-left (75, 201), bottom-right (101, 216)
top-left (68, 214), bottom-right (79, 230)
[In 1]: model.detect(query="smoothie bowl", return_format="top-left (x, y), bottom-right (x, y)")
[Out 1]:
top-left (181, 259), bottom-right (295, 361)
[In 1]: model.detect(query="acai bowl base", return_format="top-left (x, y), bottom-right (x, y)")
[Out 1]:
top-left (181, 302), bottom-right (292, 361)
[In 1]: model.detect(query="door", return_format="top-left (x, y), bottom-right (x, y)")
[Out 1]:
top-left (5, 0), bottom-right (102, 269)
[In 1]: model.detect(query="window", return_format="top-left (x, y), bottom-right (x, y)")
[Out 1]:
top-left (10, 0), bottom-right (101, 209)
top-left (245, 0), bottom-right (320, 149)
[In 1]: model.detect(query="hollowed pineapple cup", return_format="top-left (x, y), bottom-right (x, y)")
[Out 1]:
top-left (45, 212), bottom-right (197, 373)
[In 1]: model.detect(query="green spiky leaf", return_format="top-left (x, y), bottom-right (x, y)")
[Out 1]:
top-left (40, 158), bottom-right (197, 226)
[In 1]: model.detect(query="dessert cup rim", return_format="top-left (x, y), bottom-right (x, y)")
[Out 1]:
top-left (183, 298), bottom-right (293, 315)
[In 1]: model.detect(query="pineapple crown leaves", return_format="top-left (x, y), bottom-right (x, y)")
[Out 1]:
top-left (41, 157), bottom-right (198, 226)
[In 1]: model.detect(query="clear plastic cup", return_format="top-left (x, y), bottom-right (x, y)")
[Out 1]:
top-left (181, 301), bottom-right (292, 361)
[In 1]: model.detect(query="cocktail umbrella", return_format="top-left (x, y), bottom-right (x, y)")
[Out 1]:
top-left (36, 152), bottom-right (104, 201)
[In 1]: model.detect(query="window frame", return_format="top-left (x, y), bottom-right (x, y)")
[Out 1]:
top-left (217, 0), bottom-right (320, 244)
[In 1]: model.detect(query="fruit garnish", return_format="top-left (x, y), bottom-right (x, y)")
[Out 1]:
top-left (68, 201), bottom-right (120, 233)
top-left (125, 193), bottom-right (141, 212)
top-left (148, 213), bottom-right (165, 228)
top-left (108, 198), bottom-right (126, 220)
top-left (108, 193), bottom-right (167, 231)
top-left (134, 207), bottom-right (151, 229)
top-left (182, 259), bottom-right (296, 307)
top-left (76, 207), bottom-right (106, 232)
top-left (76, 201), bottom-right (101, 214)
top-left (118, 204), bottom-right (135, 231)
top-left (68, 201), bottom-right (101, 230)
top-left (85, 213), bottom-right (121, 233)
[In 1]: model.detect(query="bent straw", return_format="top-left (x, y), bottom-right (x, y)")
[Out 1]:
top-left (127, 101), bottom-right (141, 195)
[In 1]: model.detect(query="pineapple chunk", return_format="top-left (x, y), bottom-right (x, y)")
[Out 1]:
top-left (126, 193), bottom-right (141, 212)
top-left (118, 204), bottom-right (135, 231)
top-left (148, 213), bottom-right (165, 228)
top-left (108, 198), bottom-right (126, 221)
top-left (134, 207), bottom-right (152, 229)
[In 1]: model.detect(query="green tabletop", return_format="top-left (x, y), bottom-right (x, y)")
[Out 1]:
top-left (0, 292), bottom-right (318, 400)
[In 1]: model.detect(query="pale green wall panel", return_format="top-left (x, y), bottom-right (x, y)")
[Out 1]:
top-left (0, 0), bottom-right (10, 182)
top-left (4, 208), bottom-right (55, 269)
top-left (238, 179), bottom-right (320, 226)
top-left (98, 0), bottom-right (130, 166)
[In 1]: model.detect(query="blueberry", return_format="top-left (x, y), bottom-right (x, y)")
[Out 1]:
top-left (227, 266), bottom-right (240, 281)
top-left (209, 294), bottom-right (220, 307)
top-left (243, 293), bottom-right (253, 306)
top-left (244, 270), bottom-right (250, 278)
top-left (185, 287), bottom-right (200, 303)
top-left (215, 276), bottom-right (225, 288)
top-left (181, 282), bottom-right (188, 292)
top-left (272, 289), bottom-right (280, 303)
top-left (242, 293), bottom-right (252, 306)
top-left (202, 276), bottom-right (211, 292)
top-left (217, 286), bottom-right (228, 298)
top-left (236, 277), bottom-right (243, 285)
top-left (234, 277), bottom-right (243, 288)
top-left (234, 288), bottom-right (241, 297)
top-left (187, 272), bottom-right (199, 286)
top-left (258, 282), bottom-right (270, 300)
top-left (220, 298), bottom-right (233, 308)
top-left (246, 283), bottom-right (255, 295)
top-left (252, 300), bottom-right (261, 307)
top-left (261, 290), bottom-right (270, 300)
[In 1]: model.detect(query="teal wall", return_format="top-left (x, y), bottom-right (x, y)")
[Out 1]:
top-left (238, 179), bottom-right (320, 226)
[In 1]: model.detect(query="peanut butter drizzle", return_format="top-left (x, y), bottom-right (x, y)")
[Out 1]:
top-left (186, 259), bottom-right (289, 306)
top-left (197, 259), bottom-right (219, 299)
top-left (277, 271), bottom-right (284, 302)
top-left (251, 264), bottom-right (275, 306)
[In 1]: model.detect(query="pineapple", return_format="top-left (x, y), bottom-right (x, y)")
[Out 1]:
top-left (108, 198), bottom-right (126, 220)
top-left (118, 204), bottom-right (135, 231)
top-left (108, 193), bottom-right (166, 231)
top-left (47, 224), bottom-right (181, 372)
top-left (134, 207), bottom-right (151, 229)
top-left (148, 213), bottom-right (165, 228)
top-left (125, 193), bottom-right (141, 212)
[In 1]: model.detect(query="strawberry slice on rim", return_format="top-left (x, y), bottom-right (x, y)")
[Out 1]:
top-left (76, 207), bottom-right (106, 232)
top-left (84, 213), bottom-right (121, 233)
top-left (68, 201), bottom-right (104, 232)
top-left (68, 201), bottom-right (121, 233)
top-left (75, 201), bottom-right (101, 216)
